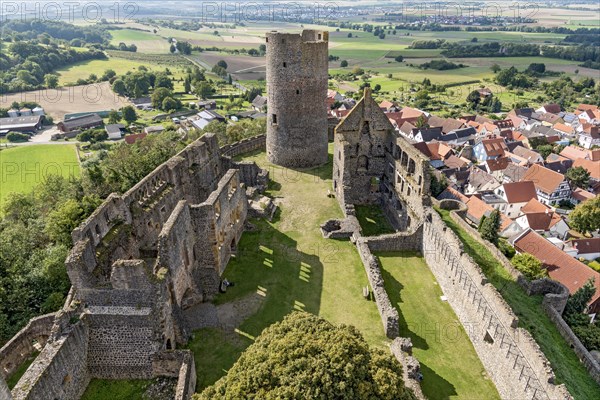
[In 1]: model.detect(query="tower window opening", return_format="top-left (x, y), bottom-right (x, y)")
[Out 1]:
top-left (296, 89), bottom-right (300, 94)
top-left (281, 39), bottom-right (285, 44)
top-left (283, 62), bottom-right (287, 68)
top-left (272, 114), bottom-right (277, 124)
top-left (265, 37), bottom-right (268, 42)
top-left (318, 34), bottom-right (322, 40)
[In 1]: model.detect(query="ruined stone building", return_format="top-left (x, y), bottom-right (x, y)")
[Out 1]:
top-left (334, 88), bottom-right (430, 230)
top-left (266, 29), bottom-right (329, 168)
top-left (1, 134), bottom-right (268, 400)
top-left (326, 87), bottom-right (571, 400)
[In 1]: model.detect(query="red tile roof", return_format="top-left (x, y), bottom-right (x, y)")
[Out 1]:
top-left (481, 138), bottom-right (507, 157)
top-left (560, 145), bottom-right (590, 161)
top-left (503, 181), bottom-right (538, 203)
top-left (571, 238), bottom-right (600, 255)
top-left (124, 133), bottom-right (147, 144)
top-left (513, 230), bottom-right (600, 311)
top-left (572, 158), bottom-right (600, 180)
top-left (521, 164), bottom-right (565, 194)
top-left (521, 198), bottom-right (550, 214)
top-left (465, 196), bottom-right (512, 231)
top-left (571, 188), bottom-right (595, 203)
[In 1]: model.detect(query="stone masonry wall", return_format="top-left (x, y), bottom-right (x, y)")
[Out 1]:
top-left (12, 321), bottom-right (90, 400)
top-left (422, 210), bottom-right (571, 400)
top-left (220, 135), bottom-right (265, 158)
top-left (0, 313), bottom-right (55, 380)
top-left (266, 30), bottom-right (329, 167)
top-left (0, 375), bottom-right (10, 400)
top-left (356, 238), bottom-right (399, 338)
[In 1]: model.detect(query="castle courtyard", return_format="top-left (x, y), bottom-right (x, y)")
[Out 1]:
top-left (187, 148), bottom-right (498, 399)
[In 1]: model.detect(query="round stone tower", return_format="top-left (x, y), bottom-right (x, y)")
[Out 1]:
top-left (265, 30), bottom-right (329, 168)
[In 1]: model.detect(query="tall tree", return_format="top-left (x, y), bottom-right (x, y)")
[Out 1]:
top-left (197, 312), bottom-right (415, 400)
top-left (479, 209), bottom-right (500, 245)
top-left (121, 105), bottom-right (137, 125)
top-left (566, 166), bottom-right (590, 189)
top-left (569, 196), bottom-right (600, 234)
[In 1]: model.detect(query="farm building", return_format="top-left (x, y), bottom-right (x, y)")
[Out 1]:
top-left (105, 124), bottom-right (125, 140)
top-left (0, 115), bottom-right (44, 133)
top-left (57, 113), bottom-right (103, 133)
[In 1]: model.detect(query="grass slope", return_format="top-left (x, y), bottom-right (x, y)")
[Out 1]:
top-left (436, 208), bottom-right (600, 399)
top-left (0, 144), bottom-right (80, 208)
top-left (379, 252), bottom-right (500, 400)
top-left (6, 351), bottom-right (39, 389)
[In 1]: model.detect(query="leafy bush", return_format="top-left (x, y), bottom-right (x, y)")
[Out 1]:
top-left (6, 131), bottom-right (29, 142)
top-left (196, 312), bottom-right (415, 400)
top-left (511, 253), bottom-right (547, 280)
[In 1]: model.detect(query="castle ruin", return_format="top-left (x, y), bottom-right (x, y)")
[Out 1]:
top-left (265, 30), bottom-right (329, 168)
top-left (1, 134), bottom-right (268, 399)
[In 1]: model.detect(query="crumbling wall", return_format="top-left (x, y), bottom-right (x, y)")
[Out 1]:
top-left (356, 238), bottom-right (399, 338)
top-left (220, 135), bottom-right (266, 158)
top-left (151, 350), bottom-right (196, 400)
top-left (12, 321), bottom-right (90, 400)
top-left (0, 375), bottom-right (11, 400)
top-left (0, 313), bottom-right (55, 380)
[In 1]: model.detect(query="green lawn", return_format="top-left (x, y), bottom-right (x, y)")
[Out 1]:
top-left (108, 29), bottom-right (170, 53)
top-left (436, 208), bottom-right (600, 400)
top-left (188, 148), bottom-right (388, 391)
top-left (81, 379), bottom-right (151, 400)
top-left (378, 252), bottom-right (500, 400)
top-left (0, 144), bottom-right (80, 209)
top-left (355, 204), bottom-right (395, 236)
top-left (6, 351), bottom-right (39, 389)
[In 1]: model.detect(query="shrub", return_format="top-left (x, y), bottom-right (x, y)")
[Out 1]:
top-left (6, 131), bottom-right (29, 142)
top-left (511, 253), bottom-right (547, 280)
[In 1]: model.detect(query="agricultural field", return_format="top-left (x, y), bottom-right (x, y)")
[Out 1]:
top-left (108, 28), bottom-right (171, 53)
top-left (0, 82), bottom-right (130, 120)
top-left (0, 144), bottom-right (80, 208)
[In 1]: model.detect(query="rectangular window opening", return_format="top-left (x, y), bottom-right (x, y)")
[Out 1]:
top-left (283, 62), bottom-right (287, 68)
top-left (272, 114), bottom-right (277, 124)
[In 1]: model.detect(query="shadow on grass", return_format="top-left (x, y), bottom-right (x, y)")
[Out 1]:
top-left (191, 217), bottom-right (324, 392)
top-left (419, 363), bottom-right (458, 400)
top-left (355, 204), bottom-right (396, 237)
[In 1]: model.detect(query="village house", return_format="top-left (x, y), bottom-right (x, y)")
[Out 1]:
top-left (511, 229), bottom-right (600, 313)
top-left (578, 125), bottom-right (600, 149)
top-left (464, 195), bottom-right (520, 237)
top-left (521, 164), bottom-right (571, 205)
top-left (491, 181), bottom-right (538, 219)
top-left (473, 137), bottom-right (508, 162)
top-left (570, 238), bottom-right (600, 261)
top-left (251, 95), bottom-right (267, 112)
top-left (57, 113), bottom-right (103, 133)
top-left (513, 199), bottom-right (569, 239)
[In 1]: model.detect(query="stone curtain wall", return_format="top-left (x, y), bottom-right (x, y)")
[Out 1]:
top-left (0, 313), bottom-right (55, 379)
top-left (0, 375), bottom-right (10, 400)
top-left (220, 135), bottom-right (266, 158)
top-left (437, 198), bottom-right (600, 386)
top-left (422, 210), bottom-right (570, 400)
top-left (12, 321), bottom-right (90, 400)
top-left (151, 350), bottom-right (196, 400)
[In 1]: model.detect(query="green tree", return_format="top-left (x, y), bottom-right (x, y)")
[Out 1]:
top-left (569, 196), bottom-right (600, 234)
top-left (511, 253), bottom-right (547, 280)
top-left (374, 84), bottom-right (381, 92)
top-left (565, 278), bottom-right (596, 316)
top-left (565, 166), bottom-right (590, 189)
top-left (340, 60), bottom-right (348, 67)
top-left (394, 55), bottom-right (403, 62)
top-left (112, 79), bottom-right (126, 96)
top-left (44, 74), bottom-right (59, 88)
top-left (44, 199), bottom-right (86, 246)
top-left (169, 44), bottom-right (176, 53)
top-left (184, 76), bottom-right (191, 93)
top-left (479, 209), bottom-right (500, 245)
top-left (216, 60), bottom-right (228, 70)
top-left (161, 96), bottom-right (180, 112)
top-left (108, 110), bottom-right (120, 124)
top-left (536, 144), bottom-right (554, 159)
top-left (466, 90), bottom-right (481, 109)
top-left (195, 82), bottom-right (213, 99)
top-left (197, 312), bottom-right (415, 400)
top-left (152, 87), bottom-right (173, 109)
top-left (121, 105), bottom-right (138, 125)
top-left (490, 63), bottom-right (501, 73)
top-left (154, 73), bottom-right (174, 90)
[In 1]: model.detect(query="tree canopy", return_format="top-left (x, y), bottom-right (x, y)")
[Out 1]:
top-left (197, 312), bottom-right (415, 400)
top-left (569, 196), bottom-right (600, 234)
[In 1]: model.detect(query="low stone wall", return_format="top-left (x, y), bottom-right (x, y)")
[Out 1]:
top-left (355, 238), bottom-right (399, 339)
top-left (362, 226), bottom-right (422, 253)
top-left (390, 338), bottom-right (425, 400)
top-left (0, 313), bottom-right (56, 379)
top-left (545, 305), bottom-right (600, 384)
top-left (1, 375), bottom-right (11, 400)
top-left (151, 350), bottom-right (196, 400)
top-left (220, 135), bottom-right (266, 158)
